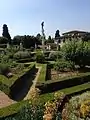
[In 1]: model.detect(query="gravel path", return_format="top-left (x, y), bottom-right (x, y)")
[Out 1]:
top-left (0, 91), bottom-right (16, 108)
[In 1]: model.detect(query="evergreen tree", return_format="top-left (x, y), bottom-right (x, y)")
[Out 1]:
top-left (2, 24), bottom-right (11, 44)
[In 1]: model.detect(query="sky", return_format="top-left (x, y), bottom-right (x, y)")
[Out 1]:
top-left (0, 0), bottom-right (90, 38)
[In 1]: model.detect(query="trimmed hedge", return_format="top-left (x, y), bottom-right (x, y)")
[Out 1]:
top-left (10, 64), bottom-right (36, 97)
top-left (0, 100), bottom-right (29, 118)
top-left (36, 64), bottom-right (47, 83)
top-left (0, 44), bottom-right (7, 48)
top-left (36, 72), bottom-right (90, 94)
top-left (60, 82), bottom-right (90, 96)
top-left (39, 82), bottom-right (90, 104)
top-left (36, 52), bottom-right (45, 63)
top-left (7, 63), bottom-right (35, 87)
top-left (0, 64), bottom-right (35, 96)
top-left (13, 51), bottom-right (31, 60)
top-left (16, 58), bottom-right (36, 63)
top-left (0, 75), bottom-right (10, 95)
top-left (0, 83), bottom-right (90, 118)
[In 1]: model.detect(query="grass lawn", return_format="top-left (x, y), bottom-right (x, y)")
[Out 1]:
top-left (36, 63), bottom-right (47, 82)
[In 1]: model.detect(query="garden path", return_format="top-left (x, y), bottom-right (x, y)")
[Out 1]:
top-left (0, 91), bottom-right (16, 108)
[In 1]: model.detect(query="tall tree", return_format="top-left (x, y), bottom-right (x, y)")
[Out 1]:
top-left (55, 30), bottom-right (60, 39)
top-left (48, 36), bottom-right (52, 41)
top-left (36, 33), bottom-right (41, 39)
top-left (48, 36), bottom-right (54, 43)
top-left (2, 24), bottom-right (11, 44)
top-left (55, 30), bottom-right (61, 43)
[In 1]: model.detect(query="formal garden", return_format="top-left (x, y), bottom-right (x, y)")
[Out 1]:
top-left (0, 38), bottom-right (89, 120)
top-left (0, 24), bottom-right (90, 120)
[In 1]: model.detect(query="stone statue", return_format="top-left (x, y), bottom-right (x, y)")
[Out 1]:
top-left (7, 43), bottom-right (10, 49)
top-left (41, 21), bottom-right (45, 39)
top-left (20, 42), bottom-right (23, 50)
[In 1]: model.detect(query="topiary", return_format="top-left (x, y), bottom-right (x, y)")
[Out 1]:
top-left (36, 51), bottom-right (45, 63)
top-left (0, 63), bottom-right (10, 75)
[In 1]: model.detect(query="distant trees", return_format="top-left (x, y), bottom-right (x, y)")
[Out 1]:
top-left (13, 35), bottom-right (41, 49)
top-left (45, 36), bottom-right (54, 44)
top-left (13, 35), bottom-right (22, 45)
top-left (36, 33), bottom-right (42, 45)
top-left (36, 33), bottom-right (41, 40)
top-left (48, 36), bottom-right (54, 43)
top-left (2, 24), bottom-right (11, 44)
top-left (48, 36), bottom-right (52, 41)
top-left (0, 37), bottom-right (9, 44)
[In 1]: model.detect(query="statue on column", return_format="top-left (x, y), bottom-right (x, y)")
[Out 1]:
top-left (41, 21), bottom-right (45, 52)
top-left (41, 22), bottom-right (44, 36)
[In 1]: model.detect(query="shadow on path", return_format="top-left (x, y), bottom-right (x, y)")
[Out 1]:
top-left (10, 68), bottom-right (38, 101)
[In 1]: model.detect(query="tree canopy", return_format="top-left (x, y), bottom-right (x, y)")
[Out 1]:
top-left (13, 35), bottom-right (41, 48)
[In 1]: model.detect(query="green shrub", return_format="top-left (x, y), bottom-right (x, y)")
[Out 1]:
top-left (62, 92), bottom-right (90, 120)
top-left (13, 51), bottom-right (31, 59)
top-left (1, 55), bottom-right (9, 63)
top-left (0, 37), bottom-right (9, 44)
top-left (0, 63), bottom-right (10, 75)
top-left (62, 40), bottom-right (90, 68)
top-left (0, 101), bottom-right (44, 120)
top-left (15, 102), bottom-right (44, 120)
top-left (36, 52), bottom-right (45, 63)
top-left (75, 42), bottom-right (90, 68)
top-left (49, 51), bottom-right (62, 61)
top-left (44, 51), bottom-right (50, 57)
top-left (54, 60), bottom-right (75, 72)
top-left (0, 75), bottom-right (10, 95)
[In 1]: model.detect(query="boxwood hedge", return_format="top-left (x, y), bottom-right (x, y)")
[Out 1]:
top-left (0, 63), bottom-right (35, 96)
top-left (36, 72), bottom-right (90, 94)
top-left (0, 100), bottom-right (29, 118)
top-left (36, 64), bottom-right (47, 83)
